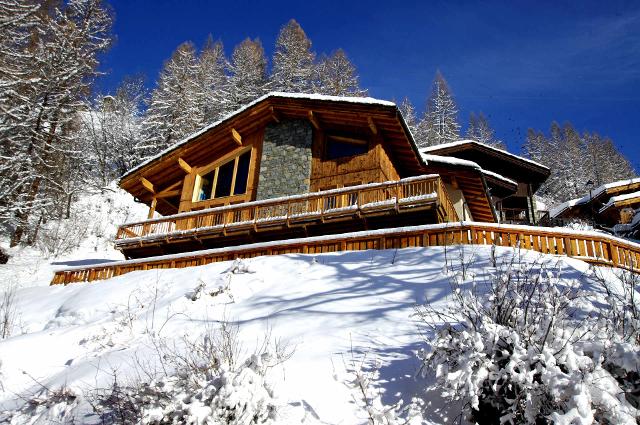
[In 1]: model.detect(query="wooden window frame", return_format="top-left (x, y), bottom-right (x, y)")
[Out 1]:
top-left (192, 146), bottom-right (253, 203)
top-left (324, 134), bottom-right (369, 160)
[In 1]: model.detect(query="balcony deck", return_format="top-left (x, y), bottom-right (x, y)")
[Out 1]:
top-left (115, 174), bottom-right (459, 258)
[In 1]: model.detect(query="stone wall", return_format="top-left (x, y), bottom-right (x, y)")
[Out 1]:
top-left (256, 120), bottom-right (313, 200)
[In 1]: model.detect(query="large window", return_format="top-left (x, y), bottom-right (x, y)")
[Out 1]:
top-left (325, 135), bottom-right (368, 160)
top-left (193, 150), bottom-right (252, 202)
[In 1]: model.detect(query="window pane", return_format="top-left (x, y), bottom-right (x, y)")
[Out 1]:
top-left (326, 136), bottom-right (368, 159)
top-left (214, 159), bottom-right (235, 198)
top-left (197, 170), bottom-right (215, 201)
top-left (233, 151), bottom-right (251, 195)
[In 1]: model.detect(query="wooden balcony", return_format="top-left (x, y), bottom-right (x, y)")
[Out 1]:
top-left (115, 174), bottom-right (458, 258)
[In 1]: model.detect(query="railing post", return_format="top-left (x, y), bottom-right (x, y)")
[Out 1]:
top-left (608, 241), bottom-right (619, 267)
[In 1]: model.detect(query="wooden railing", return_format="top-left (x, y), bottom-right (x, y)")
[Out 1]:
top-left (52, 222), bottom-right (640, 285)
top-left (115, 174), bottom-right (456, 244)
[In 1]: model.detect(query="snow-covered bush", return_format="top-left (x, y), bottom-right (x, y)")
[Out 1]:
top-left (592, 268), bottom-right (640, 408)
top-left (0, 286), bottom-right (17, 339)
top-left (90, 322), bottom-right (286, 424)
top-left (0, 386), bottom-right (81, 425)
top-left (35, 214), bottom-right (90, 258)
top-left (417, 249), bottom-right (640, 424)
top-left (137, 351), bottom-right (278, 424)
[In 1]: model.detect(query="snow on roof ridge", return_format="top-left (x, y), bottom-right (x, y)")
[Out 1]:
top-left (480, 168), bottom-right (518, 187)
top-left (420, 153), bottom-right (517, 187)
top-left (598, 190), bottom-right (640, 213)
top-left (551, 177), bottom-right (640, 218)
top-left (120, 92), bottom-right (397, 181)
top-left (421, 139), bottom-right (550, 171)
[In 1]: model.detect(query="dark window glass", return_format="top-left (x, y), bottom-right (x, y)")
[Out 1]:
top-left (198, 170), bottom-right (215, 201)
top-left (233, 151), bottom-right (251, 195)
top-left (326, 136), bottom-right (368, 159)
top-left (214, 159), bottom-right (235, 198)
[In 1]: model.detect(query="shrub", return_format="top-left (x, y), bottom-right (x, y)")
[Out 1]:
top-left (0, 386), bottom-right (81, 425)
top-left (90, 322), bottom-right (287, 424)
top-left (417, 248), bottom-right (640, 424)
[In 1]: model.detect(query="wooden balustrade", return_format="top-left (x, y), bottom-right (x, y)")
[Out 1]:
top-left (115, 175), bottom-right (454, 244)
top-left (53, 222), bottom-right (639, 285)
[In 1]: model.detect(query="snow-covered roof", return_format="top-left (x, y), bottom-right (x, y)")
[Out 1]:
top-left (589, 177), bottom-right (640, 200)
top-left (549, 198), bottom-right (581, 219)
top-left (480, 168), bottom-right (518, 188)
top-left (550, 177), bottom-right (640, 218)
top-left (422, 139), bottom-right (550, 171)
top-left (120, 92), bottom-right (400, 181)
top-left (421, 153), bottom-right (517, 188)
top-left (599, 190), bottom-right (640, 213)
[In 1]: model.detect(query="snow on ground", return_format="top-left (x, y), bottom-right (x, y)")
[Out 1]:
top-left (0, 239), bottom-right (614, 424)
top-left (0, 184), bottom-right (148, 291)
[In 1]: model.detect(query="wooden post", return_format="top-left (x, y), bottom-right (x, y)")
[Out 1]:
top-left (609, 241), bottom-right (619, 267)
top-left (147, 197), bottom-right (157, 219)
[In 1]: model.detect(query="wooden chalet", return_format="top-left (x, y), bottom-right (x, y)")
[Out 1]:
top-left (548, 178), bottom-right (640, 227)
top-left (51, 98), bottom-right (640, 285)
top-left (115, 93), bottom-right (498, 259)
top-left (421, 140), bottom-right (551, 225)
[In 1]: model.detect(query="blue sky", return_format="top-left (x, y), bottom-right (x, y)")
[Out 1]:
top-left (99, 0), bottom-right (640, 168)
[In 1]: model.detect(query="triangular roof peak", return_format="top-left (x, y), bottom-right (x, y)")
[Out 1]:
top-left (421, 139), bottom-right (549, 172)
top-left (119, 92), bottom-right (425, 206)
top-left (121, 92), bottom-right (400, 181)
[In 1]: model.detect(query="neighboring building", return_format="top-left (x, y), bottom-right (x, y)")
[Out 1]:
top-left (547, 178), bottom-right (640, 227)
top-left (115, 94), bottom-right (537, 259)
top-left (420, 140), bottom-right (551, 224)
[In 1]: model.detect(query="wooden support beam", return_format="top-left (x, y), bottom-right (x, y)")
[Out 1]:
top-left (147, 198), bottom-right (157, 219)
top-left (140, 177), bottom-right (155, 194)
top-left (270, 106), bottom-right (280, 123)
top-left (308, 110), bottom-right (321, 130)
top-left (178, 157), bottom-right (192, 174)
top-left (231, 128), bottom-right (242, 145)
top-left (158, 196), bottom-right (178, 210)
top-left (156, 189), bottom-right (180, 198)
top-left (156, 180), bottom-right (182, 198)
top-left (367, 117), bottom-right (378, 135)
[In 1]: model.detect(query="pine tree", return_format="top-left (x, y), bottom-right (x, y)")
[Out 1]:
top-left (417, 71), bottom-right (460, 147)
top-left (0, 0), bottom-right (113, 245)
top-left (466, 112), bottom-right (505, 149)
top-left (314, 49), bottom-right (366, 96)
top-left (585, 134), bottom-right (635, 186)
top-left (227, 38), bottom-right (269, 111)
top-left (196, 36), bottom-right (229, 122)
top-left (271, 19), bottom-right (316, 93)
top-left (140, 42), bottom-right (201, 158)
top-left (524, 122), bottom-right (637, 208)
top-left (398, 97), bottom-right (420, 141)
top-left (80, 76), bottom-right (146, 186)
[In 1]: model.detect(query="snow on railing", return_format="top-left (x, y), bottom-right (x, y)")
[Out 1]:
top-left (53, 221), bottom-right (640, 285)
top-left (115, 174), bottom-right (453, 244)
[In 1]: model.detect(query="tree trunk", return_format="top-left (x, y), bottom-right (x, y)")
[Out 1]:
top-left (10, 175), bottom-right (42, 247)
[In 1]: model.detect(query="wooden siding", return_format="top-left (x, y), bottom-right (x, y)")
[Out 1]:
top-left (310, 131), bottom-right (401, 192)
top-left (52, 222), bottom-right (640, 285)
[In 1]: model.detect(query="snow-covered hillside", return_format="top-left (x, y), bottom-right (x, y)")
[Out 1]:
top-left (0, 185), bottom-right (148, 290)
top-left (1, 240), bottom-right (637, 423)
